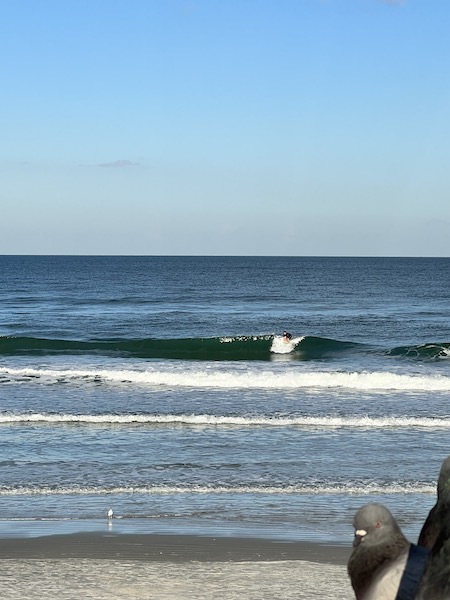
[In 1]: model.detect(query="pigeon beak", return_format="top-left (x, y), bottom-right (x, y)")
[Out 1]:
top-left (353, 529), bottom-right (367, 547)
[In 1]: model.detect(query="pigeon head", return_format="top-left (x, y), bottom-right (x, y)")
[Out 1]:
top-left (352, 503), bottom-right (404, 548)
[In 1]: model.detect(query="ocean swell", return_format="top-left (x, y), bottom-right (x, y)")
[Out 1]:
top-left (0, 334), bottom-right (362, 361)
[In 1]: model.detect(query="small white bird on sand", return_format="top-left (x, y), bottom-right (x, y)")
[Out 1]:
top-left (107, 508), bottom-right (113, 520)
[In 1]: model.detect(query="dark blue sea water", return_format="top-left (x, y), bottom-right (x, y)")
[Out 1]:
top-left (0, 256), bottom-right (449, 543)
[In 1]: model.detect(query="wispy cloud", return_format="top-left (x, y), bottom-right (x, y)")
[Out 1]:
top-left (98, 160), bottom-right (139, 168)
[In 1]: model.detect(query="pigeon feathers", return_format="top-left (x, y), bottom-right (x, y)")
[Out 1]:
top-left (416, 456), bottom-right (450, 599)
top-left (348, 503), bottom-right (428, 599)
top-left (348, 456), bottom-right (450, 599)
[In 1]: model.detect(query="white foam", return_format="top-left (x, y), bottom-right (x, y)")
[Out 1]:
top-left (2, 366), bottom-right (450, 391)
top-left (219, 335), bottom-right (271, 343)
top-left (0, 482), bottom-right (435, 497)
top-left (270, 336), bottom-right (304, 354)
top-left (1, 412), bottom-right (450, 429)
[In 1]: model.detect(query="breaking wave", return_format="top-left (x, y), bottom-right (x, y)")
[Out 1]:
top-left (0, 482), bottom-right (435, 497)
top-left (0, 334), bottom-right (363, 361)
top-left (388, 343), bottom-right (450, 359)
top-left (1, 335), bottom-right (447, 361)
top-left (1, 365), bottom-right (450, 391)
top-left (1, 412), bottom-right (450, 429)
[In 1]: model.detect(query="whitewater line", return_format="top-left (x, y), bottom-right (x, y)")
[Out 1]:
top-left (1, 413), bottom-right (450, 429)
top-left (1, 366), bottom-right (450, 391)
top-left (0, 483), bottom-right (435, 496)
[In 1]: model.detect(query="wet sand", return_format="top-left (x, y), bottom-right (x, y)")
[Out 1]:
top-left (0, 533), bottom-right (354, 599)
top-left (0, 531), bottom-right (350, 563)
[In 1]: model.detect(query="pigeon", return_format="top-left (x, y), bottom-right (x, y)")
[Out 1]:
top-left (347, 503), bottom-right (428, 600)
top-left (418, 456), bottom-right (450, 550)
top-left (415, 456), bottom-right (450, 599)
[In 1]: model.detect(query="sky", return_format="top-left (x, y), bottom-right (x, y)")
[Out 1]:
top-left (1, 0), bottom-right (449, 256)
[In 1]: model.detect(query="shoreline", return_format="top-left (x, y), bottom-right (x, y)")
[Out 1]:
top-left (0, 532), bottom-right (354, 599)
top-left (0, 531), bottom-right (351, 564)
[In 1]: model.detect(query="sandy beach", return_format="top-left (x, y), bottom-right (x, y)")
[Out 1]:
top-left (0, 532), bottom-right (353, 599)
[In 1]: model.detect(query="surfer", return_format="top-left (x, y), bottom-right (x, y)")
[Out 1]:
top-left (282, 331), bottom-right (292, 342)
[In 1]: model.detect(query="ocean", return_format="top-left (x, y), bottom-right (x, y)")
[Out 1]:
top-left (0, 255), bottom-right (449, 544)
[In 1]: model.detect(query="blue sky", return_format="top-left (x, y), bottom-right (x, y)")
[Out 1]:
top-left (1, 0), bottom-right (449, 255)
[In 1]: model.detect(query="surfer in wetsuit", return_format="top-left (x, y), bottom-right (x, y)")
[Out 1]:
top-left (282, 331), bottom-right (292, 342)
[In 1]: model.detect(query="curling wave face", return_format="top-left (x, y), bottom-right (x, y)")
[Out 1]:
top-left (1, 334), bottom-right (448, 361)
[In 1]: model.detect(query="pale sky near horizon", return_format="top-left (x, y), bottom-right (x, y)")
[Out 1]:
top-left (1, 0), bottom-right (449, 256)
